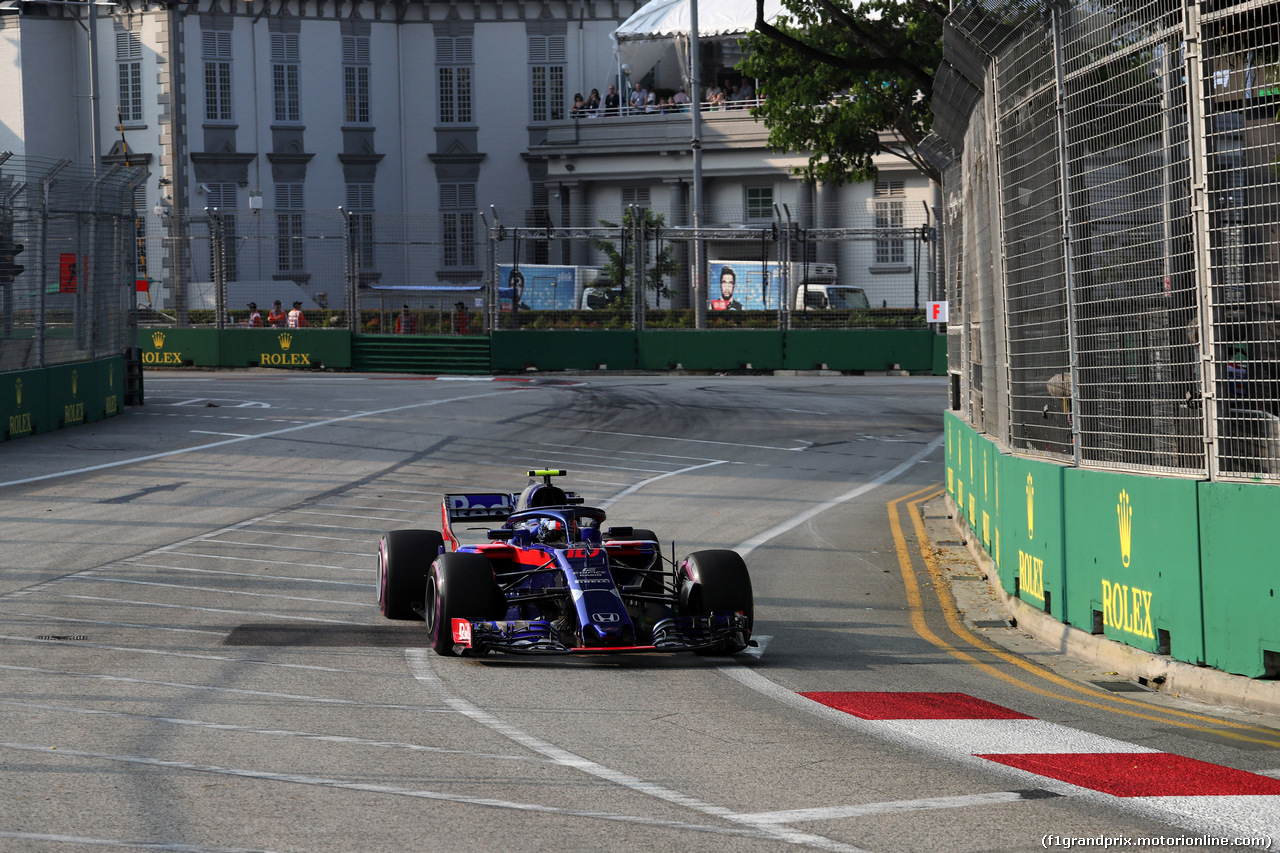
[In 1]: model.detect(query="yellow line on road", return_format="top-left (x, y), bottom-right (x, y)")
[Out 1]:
top-left (889, 486), bottom-right (1280, 749)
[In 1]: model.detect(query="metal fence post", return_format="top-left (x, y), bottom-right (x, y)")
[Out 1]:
top-left (1183, 3), bottom-right (1217, 481)
top-left (1050, 2), bottom-right (1083, 466)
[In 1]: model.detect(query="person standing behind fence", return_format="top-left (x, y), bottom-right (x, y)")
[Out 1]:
top-left (267, 300), bottom-right (287, 327)
top-left (604, 85), bottom-right (620, 116)
top-left (395, 304), bottom-right (417, 335)
top-left (245, 302), bottom-right (263, 328)
top-left (454, 301), bottom-right (470, 335)
top-left (287, 300), bottom-right (309, 328)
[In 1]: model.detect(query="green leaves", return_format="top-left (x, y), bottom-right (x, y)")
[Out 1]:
top-left (740, 0), bottom-right (944, 184)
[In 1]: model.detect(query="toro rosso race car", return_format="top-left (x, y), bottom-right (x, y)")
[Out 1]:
top-left (377, 470), bottom-right (754, 657)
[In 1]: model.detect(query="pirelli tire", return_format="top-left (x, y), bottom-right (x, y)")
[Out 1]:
top-left (679, 549), bottom-right (754, 655)
top-left (377, 530), bottom-right (444, 620)
top-left (425, 552), bottom-right (504, 656)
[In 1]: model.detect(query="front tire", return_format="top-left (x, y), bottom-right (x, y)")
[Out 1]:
top-left (425, 553), bottom-right (502, 656)
top-left (680, 549), bottom-right (753, 654)
top-left (378, 530), bottom-right (444, 620)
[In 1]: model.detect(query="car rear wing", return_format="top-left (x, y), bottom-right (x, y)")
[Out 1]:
top-left (444, 493), bottom-right (514, 524)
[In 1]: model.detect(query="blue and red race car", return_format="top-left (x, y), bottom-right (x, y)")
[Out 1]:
top-left (377, 470), bottom-right (754, 657)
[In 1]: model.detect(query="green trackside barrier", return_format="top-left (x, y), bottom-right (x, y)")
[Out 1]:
top-left (1, 367), bottom-right (48, 439)
top-left (139, 327), bottom-right (221, 367)
top-left (138, 328), bottom-right (352, 369)
top-left (932, 334), bottom-right (947, 376)
top-left (1197, 481), bottom-right (1280, 677)
top-left (784, 329), bottom-right (938, 372)
top-left (221, 329), bottom-right (352, 369)
top-left (1063, 469), bottom-right (1204, 664)
top-left (638, 330), bottom-right (784, 371)
top-left (946, 413), bottom-right (998, 553)
top-left (998, 453), bottom-right (1067, 619)
top-left (41, 356), bottom-right (125, 430)
top-left (491, 330), bottom-right (638, 372)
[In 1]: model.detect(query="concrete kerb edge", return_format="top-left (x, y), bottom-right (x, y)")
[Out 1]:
top-left (941, 495), bottom-right (1280, 718)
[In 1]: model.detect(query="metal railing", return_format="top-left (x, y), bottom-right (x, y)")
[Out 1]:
top-left (0, 154), bottom-right (146, 373)
top-left (139, 204), bottom-right (941, 333)
top-left (936, 0), bottom-right (1280, 482)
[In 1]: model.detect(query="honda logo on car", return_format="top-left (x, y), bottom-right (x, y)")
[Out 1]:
top-left (451, 618), bottom-right (472, 646)
top-left (592, 612), bottom-right (620, 623)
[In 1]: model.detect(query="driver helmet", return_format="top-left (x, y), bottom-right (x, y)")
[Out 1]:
top-left (537, 518), bottom-right (566, 544)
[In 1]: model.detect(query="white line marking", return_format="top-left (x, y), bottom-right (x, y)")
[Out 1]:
top-left (735, 791), bottom-right (1031, 824)
top-left (0, 388), bottom-right (516, 488)
top-left (0, 698), bottom-right (550, 765)
top-left (123, 563), bottom-right (368, 587)
top-left (74, 575), bottom-right (370, 607)
top-left (0, 663), bottom-right (455, 713)
top-left (0, 610), bottom-right (227, 636)
top-left (0, 830), bottom-right (278, 853)
top-left (597, 460), bottom-right (730, 509)
top-left (0, 741), bottom-right (810, 842)
top-left (55, 593), bottom-right (367, 625)
top-left (582, 427), bottom-right (805, 451)
top-left (734, 434), bottom-right (944, 557)
top-left (407, 649), bottom-right (871, 852)
top-left (191, 430), bottom-right (252, 438)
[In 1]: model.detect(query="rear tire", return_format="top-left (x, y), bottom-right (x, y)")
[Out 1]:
top-left (679, 549), bottom-right (753, 654)
top-left (378, 530), bottom-right (444, 620)
top-left (425, 553), bottom-right (502, 656)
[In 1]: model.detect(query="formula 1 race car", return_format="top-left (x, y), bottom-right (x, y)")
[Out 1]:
top-left (376, 470), bottom-right (753, 657)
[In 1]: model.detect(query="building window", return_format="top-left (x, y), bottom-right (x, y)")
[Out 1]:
top-left (117, 31), bottom-right (143, 124)
top-left (437, 37), bottom-right (473, 125)
top-left (746, 186), bottom-right (773, 221)
top-left (276, 183), bottom-right (304, 273)
top-left (207, 183), bottom-right (237, 281)
top-left (343, 36), bottom-right (370, 125)
top-left (874, 180), bottom-right (905, 265)
top-left (346, 184), bottom-right (374, 271)
top-left (203, 32), bottom-right (233, 123)
top-left (530, 35), bottom-right (565, 123)
top-left (272, 34), bottom-right (300, 123)
top-left (622, 187), bottom-right (651, 209)
top-left (441, 183), bottom-right (476, 268)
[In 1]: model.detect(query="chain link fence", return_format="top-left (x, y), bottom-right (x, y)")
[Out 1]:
top-left (139, 205), bottom-right (937, 334)
top-left (0, 154), bottom-right (145, 373)
top-left (936, 0), bottom-right (1280, 482)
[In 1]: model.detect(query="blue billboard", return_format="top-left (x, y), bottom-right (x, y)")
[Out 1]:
top-left (498, 266), bottom-right (583, 311)
top-left (709, 261), bottom-right (783, 311)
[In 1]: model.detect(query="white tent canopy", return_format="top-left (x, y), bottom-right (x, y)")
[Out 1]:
top-left (614, 0), bottom-right (785, 43)
top-left (611, 0), bottom-right (785, 94)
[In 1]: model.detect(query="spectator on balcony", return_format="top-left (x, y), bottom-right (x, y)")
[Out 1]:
top-left (629, 84), bottom-right (647, 114)
top-left (645, 88), bottom-right (659, 113)
top-left (737, 80), bottom-right (755, 104)
top-left (586, 88), bottom-right (601, 115)
top-left (709, 89), bottom-right (726, 110)
top-left (704, 82), bottom-right (722, 106)
top-left (604, 85), bottom-right (620, 116)
top-left (570, 93), bottom-right (587, 117)
top-left (673, 89), bottom-right (689, 110)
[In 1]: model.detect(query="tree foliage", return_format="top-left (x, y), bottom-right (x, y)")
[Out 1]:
top-left (591, 208), bottom-right (681, 307)
top-left (739, 0), bottom-right (946, 185)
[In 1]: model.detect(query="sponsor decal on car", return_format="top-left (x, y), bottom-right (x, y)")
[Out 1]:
top-left (452, 618), bottom-right (473, 647)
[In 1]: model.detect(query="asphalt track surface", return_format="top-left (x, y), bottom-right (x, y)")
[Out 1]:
top-left (1, 372), bottom-right (1278, 853)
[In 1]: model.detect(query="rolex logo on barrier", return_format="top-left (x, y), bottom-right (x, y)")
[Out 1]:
top-left (279, 332), bottom-right (293, 350)
top-left (1026, 473), bottom-right (1034, 540)
top-left (152, 331), bottom-right (165, 348)
top-left (1117, 488), bottom-right (1133, 569)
